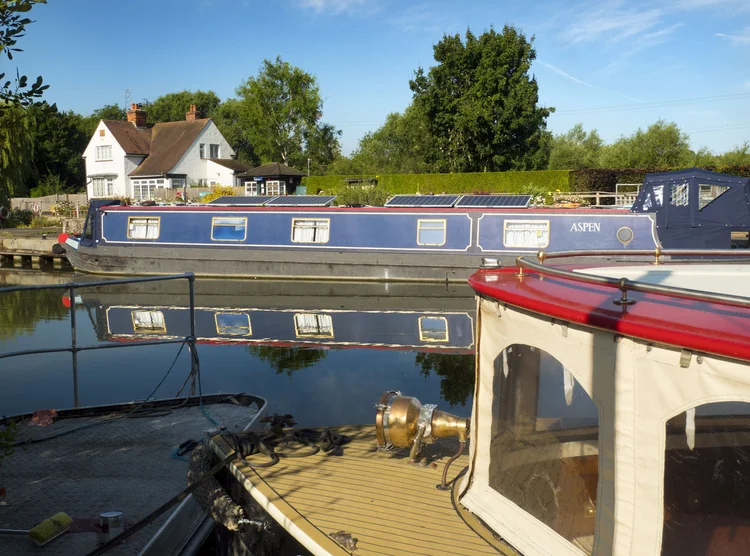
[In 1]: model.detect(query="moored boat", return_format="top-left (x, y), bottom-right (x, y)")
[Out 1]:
top-left (203, 249), bottom-right (750, 555)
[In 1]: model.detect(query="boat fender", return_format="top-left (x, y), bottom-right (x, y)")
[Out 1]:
top-left (0, 206), bottom-right (8, 220)
top-left (52, 243), bottom-right (65, 255)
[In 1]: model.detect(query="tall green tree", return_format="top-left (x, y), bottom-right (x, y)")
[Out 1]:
top-left (145, 90), bottom-right (221, 123)
top-left (350, 104), bottom-right (435, 174)
top-left (80, 103), bottom-right (126, 136)
top-left (26, 103), bottom-right (87, 191)
top-left (235, 56), bottom-right (341, 170)
top-left (247, 345), bottom-right (328, 376)
top-left (415, 352), bottom-right (475, 407)
top-left (600, 120), bottom-right (692, 169)
top-left (0, 102), bottom-right (33, 196)
top-left (548, 124), bottom-right (604, 170)
top-left (717, 142), bottom-right (750, 166)
top-left (410, 26), bottom-right (553, 173)
top-left (212, 98), bottom-right (257, 164)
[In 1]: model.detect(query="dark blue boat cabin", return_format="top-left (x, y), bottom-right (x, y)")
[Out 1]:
top-left (631, 168), bottom-right (750, 248)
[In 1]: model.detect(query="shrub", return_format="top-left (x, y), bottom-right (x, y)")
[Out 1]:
top-left (199, 185), bottom-right (235, 203)
top-left (8, 208), bottom-right (32, 227)
top-left (336, 186), bottom-right (389, 206)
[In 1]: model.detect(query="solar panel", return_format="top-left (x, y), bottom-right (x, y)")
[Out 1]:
top-left (265, 195), bottom-right (337, 207)
top-left (384, 195), bottom-right (461, 208)
top-left (207, 196), bottom-right (276, 206)
top-left (454, 194), bottom-right (533, 208)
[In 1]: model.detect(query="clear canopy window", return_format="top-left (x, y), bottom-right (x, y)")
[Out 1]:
top-left (489, 344), bottom-right (600, 554)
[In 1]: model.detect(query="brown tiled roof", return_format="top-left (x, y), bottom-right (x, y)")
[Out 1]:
top-left (209, 158), bottom-right (253, 172)
top-left (239, 162), bottom-right (306, 178)
top-left (129, 119), bottom-right (210, 177)
top-left (103, 120), bottom-right (151, 155)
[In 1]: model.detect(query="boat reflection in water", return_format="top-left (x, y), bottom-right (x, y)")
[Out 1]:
top-left (81, 278), bottom-right (476, 358)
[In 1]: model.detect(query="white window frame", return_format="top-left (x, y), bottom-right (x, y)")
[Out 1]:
top-left (419, 316), bottom-right (449, 342)
top-left (246, 181), bottom-right (258, 196)
top-left (95, 145), bottom-right (112, 161)
top-left (267, 180), bottom-right (286, 196)
top-left (291, 218), bottom-right (330, 244)
top-left (127, 216), bottom-right (160, 240)
top-left (132, 179), bottom-right (159, 200)
top-left (211, 216), bottom-right (248, 242)
top-left (294, 313), bottom-right (333, 338)
top-left (131, 310), bottom-right (166, 333)
top-left (214, 312), bottom-right (252, 336)
top-left (417, 219), bottom-right (447, 246)
top-left (171, 178), bottom-right (185, 190)
top-left (209, 144), bottom-right (220, 158)
top-left (199, 144), bottom-right (205, 159)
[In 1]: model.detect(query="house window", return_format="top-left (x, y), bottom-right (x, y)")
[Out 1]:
top-left (215, 313), bottom-right (252, 336)
top-left (127, 217), bottom-right (160, 240)
top-left (95, 145), bottom-right (112, 161)
top-left (132, 310), bottom-right (166, 333)
top-left (211, 217), bottom-right (247, 241)
top-left (209, 144), bottom-right (219, 158)
top-left (294, 313), bottom-right (333, 338)
top-left (171, 178), bottom-right (185, 189)
top-left (99, 129), bottom-right (105, 137)
top-left (199, 144), bottom-right (205, 159)
top-left (490, 344), bottom-right (600, 552)
top-left (419, 316), bottom-right (449, 342)
top-left (417, 219), bottom-right (446, 246)
top-left (132, 179), bottom-right (158, 200)
top-left (670, 183), bottom-right (689, 207)
top-left (698, 184), bottom-right (729, 211)
top-left (91, 178), bottom-right (114, 197)
top-left (292, 219), bottom-right (330, 243)
top-left (661, 402), bottom-right (750, 555)
top-left (246, 181), bottom-right (258, 196)
top-left (267, 180), bottom-right (286, 196)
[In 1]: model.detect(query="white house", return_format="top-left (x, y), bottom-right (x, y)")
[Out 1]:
top-left (83, 104), bottom-right (251, 200)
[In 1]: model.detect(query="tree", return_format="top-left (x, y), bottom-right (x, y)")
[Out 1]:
top-left (80, 103), bottom-right (126, 137)
top-left (145, 90), bottom-right (221, 124)
top-left (235, 56), bottom-right (340, 170)
top-left (600, 120), bottom-right (692, 169)
top-left (0, 0), bottom-right (48, 112)
top-left (717, 142), bottom-right (750, 167)
top-left (350, 104), bottom-right (435, 174)
top-left (410, 26), bottom-right (553, 173)
top-left (212, 98), bottom-right (257, 164)
top-left (548, 124), bottom-right (604, 170)
top-left (26, 103), bottom-right (88, 191)
top-left (691, 146), bottom-right (717, 167)
top-left (0, 103), bottom-right (33, 197)
top-left (247, 345), bottom-right (328, 376)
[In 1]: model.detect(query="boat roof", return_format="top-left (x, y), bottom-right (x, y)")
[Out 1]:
top-left (468, 253), bottom-right (750, 362)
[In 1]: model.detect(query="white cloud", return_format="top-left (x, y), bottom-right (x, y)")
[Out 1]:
top-left (387, 5), bottom-right (446, 33)
top-left (539, 61), bottom-right (641, 102)
top-left (561, 4), bottom-right (665, 44)
top-left (716, 26), bottom-right (750, 45)
top-left (299, 0), bottom-right (378, 15)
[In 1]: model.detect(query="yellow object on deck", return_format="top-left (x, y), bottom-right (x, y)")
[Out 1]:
top-left (211, 425), bottom-right (505, 556)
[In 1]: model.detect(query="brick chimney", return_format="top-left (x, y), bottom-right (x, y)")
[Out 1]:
top-left (186, 104), bottom-right (199, 121)
top-left (127, 103), bottom-right (147, 128)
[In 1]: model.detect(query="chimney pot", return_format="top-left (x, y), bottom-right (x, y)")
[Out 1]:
top-left (186, 104), bottom-right (200, 121)
top-left (127, 103), bottom-right (147, 128)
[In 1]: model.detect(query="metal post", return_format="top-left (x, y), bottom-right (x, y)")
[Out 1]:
top-left (187, 274), bottom-right (198, 396)
top-left (69, 285), bottom-right (79, 408)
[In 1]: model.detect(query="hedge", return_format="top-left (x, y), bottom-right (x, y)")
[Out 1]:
top-left (303, 170), bottom-right (573, 197)
top-left (571, 165), bottom-right (750, 193)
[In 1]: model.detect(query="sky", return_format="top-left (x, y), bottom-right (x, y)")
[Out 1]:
top-left (12, 0), bottom-right (750, 157)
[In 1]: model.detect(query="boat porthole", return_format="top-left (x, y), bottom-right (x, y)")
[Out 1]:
top-left (617, 226), bottom-right (634, 245)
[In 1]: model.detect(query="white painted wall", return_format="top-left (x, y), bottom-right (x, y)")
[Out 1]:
top-left (206, 160), bottom-right (239, 186)
top-left (170, 121), bottom-right (235, 185)
top-left (83, 121), bottom-right (129, 198)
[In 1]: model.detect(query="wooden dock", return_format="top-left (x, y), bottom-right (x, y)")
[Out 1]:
top-left (0, 250), bottom-right (71, 269)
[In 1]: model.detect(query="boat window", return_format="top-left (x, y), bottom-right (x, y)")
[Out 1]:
top-left (132, 310), bottom-right (166, 333)
top-left (215, 313), bottom-right (252, 336)
top-left (503, 220), bottom-right (550, 249)
top-left (643, 185), bottom-right (664, 211)
top-left (661, 401), bottom-right (750, 556)
top-left (698, 184), bottom-right (730, 211)
top-left (294, 313), bottom-right (333, 338)
top-left (127, 217), bottom-right (160, 240)
top-left (490, 344), bottom-right (599, 554)
top-left (211, 217), bottom-right (247, 242)
top-left (670, 183), bottom-right (689, 207)
top-left (417, 219), bottom-right (446, 246)
top-left (292, 219), bottom-right (330, 244)
top-left (419, 316), bottom-right (449, 342)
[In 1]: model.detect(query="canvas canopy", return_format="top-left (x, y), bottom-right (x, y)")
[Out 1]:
top-left (459, 291), bottom-right (750, 555)
top-left (630, 168), bottom-right (750, 248)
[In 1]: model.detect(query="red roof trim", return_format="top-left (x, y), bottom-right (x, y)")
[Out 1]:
top-left (468, 267), bottom-right (750, 362)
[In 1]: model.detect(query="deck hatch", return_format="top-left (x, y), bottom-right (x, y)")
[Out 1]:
top-left (211, 217), bottom-right (248, 242)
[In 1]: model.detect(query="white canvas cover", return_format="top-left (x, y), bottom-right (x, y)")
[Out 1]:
top-left (459, 297), bottom-right (750, 556)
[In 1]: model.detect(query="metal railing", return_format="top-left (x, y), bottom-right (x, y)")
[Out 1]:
top-left (514, 249), bottom-right (750, 309)
top-left (0, 273), bottom-right (198, 408)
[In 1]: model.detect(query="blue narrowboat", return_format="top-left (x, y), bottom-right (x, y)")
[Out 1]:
top-left (63, 168), bottom-right (750, 281)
